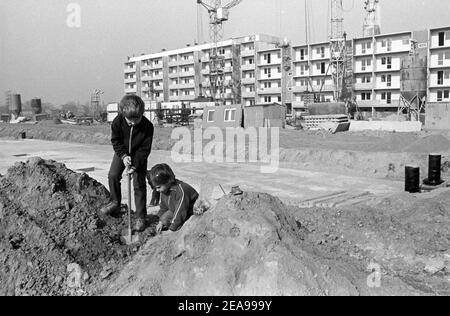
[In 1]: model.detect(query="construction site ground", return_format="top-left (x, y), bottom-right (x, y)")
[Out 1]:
top-left (1, 122), bottom-right (449, 295)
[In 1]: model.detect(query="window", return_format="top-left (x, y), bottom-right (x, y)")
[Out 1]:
top-left (277, 66), bottom-right (281, 73)
top-left (320, 47), bottom-right (325, 58)
top-left (224, 109), bottom-right (236, 122)
top-left (154, 70), bottom-right (160, 76)
top-left (381, 75), bottom-right (386, 83)
top-left (438, 71), bottom-right (444, 85)
top-left (321, 62), bottom-right (326, 74)
top-left (278, 96), bottom-right (282, 103)
top-left (387, 57), bottom-right (392, 69)
top-left (403, 39), bottom-right (410, 45)
top-left (381, 40), bottom-right (387, 48)
top-left (264, 53), bottom-right (271, 64)
top-left (439, 32), bottom-right (445, 46)
top-left (155, 60), bottom-right (160, 65)
top-left (361, 93), bottom-right (371, 101)
top-left (437, 91), bottom-right (443, 101)
top-left (219, 48), bottom-right (225, 55)
top-left (155, 81), bottom-right (160, 87)
top-left (264, 68), bottom-right (272, 78)
top-left (387, 92), bottom-right (392, 104)
top-left (362, 76), bottom-right (371, 83)
top-left (300, 49), bottom-right (306, 60)
top-left (438, 53), bottom-right (444, 65)
top-left (445, 71), bottom-right (450, 80)
top-left (264, 96), bottom-right (272, 103)
top-left (207, 110), bottom-right (215, 122)
top-left (277, 52), bottom-right (281, 59)
top-left (249, 58), bottom-right (254, 65)
top-left (156, 92), bottom-right (160, 97)
top-left (387, 75), bottom-right (392, 87)
top-left (264, 82), bottom-right (272, 89)
top-left (447, 31), bottom-right (450, 40)
top-left (445, 90), bottom-right (450, 99)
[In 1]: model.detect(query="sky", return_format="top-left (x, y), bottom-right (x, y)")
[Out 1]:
top-left (0, 0), bottom-right (449, 106)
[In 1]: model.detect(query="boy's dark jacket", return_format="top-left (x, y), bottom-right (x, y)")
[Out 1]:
top-left (158, 180), bottom-right (199, 231)
top-left (111, 113), bottom-right (154, 170)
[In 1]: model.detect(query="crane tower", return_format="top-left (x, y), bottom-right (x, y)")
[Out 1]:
top-left (363, 0), bottom-right (381, 37)
top-left (329, 0), bottom-right (350, 101)
top-left (197, 0), bottom-right (242, 105)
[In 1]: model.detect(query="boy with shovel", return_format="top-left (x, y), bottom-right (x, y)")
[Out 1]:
top-left (101, 95), bottom-right (154, 233)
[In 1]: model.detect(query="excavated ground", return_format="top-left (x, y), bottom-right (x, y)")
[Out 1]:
top-left (1, 157), bottom-right (449, 296)
top-left (0, 158), bottom-right (157, 296)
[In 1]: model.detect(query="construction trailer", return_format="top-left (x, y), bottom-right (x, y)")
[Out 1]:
top-left (201, 103), bottom-right (286, 129)
top-left (243, 103), bottom-right (286, 128)
top-left (202, 103), bottom-right (244, 128)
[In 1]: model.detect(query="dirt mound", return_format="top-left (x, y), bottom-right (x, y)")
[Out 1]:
top-left (106, 192), bottom-right (420, 296)
top-left (0, 158), bottom-right (155, 296)
top-left (292, 189), bottom-right (450, 295)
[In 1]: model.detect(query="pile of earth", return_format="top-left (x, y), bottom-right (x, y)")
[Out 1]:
top-left (290, 189), bottom-right (450, 295)
top-left (0, 158), bottom-right (156, 296)
top-left (106, 192), bottom-right (422, 296)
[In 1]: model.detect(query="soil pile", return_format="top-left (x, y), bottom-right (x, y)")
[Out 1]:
top-left (292, 189), bottom-right (450, 295)
top-left (106, 192), bottom-right (419, 296)
top-left (0, 158), bottom-right (155, 296)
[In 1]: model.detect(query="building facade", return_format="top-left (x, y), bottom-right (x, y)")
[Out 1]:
top-left (124, 26), bottom-right (450, 110)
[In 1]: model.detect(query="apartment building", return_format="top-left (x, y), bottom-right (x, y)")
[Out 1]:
top-left (125, 34), bottom-right (283, 108)
top-left (353, 31), bottom-right (415, 109)
top-left (428, 26), bottom-right (450, 102)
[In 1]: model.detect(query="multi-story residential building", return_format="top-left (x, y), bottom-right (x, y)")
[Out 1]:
top-left (125, 26), bottom-right (450, 112)
top-left (428, 26), bottom-right (450, 102)
top-left (353, 31), bottom-right (415, 109)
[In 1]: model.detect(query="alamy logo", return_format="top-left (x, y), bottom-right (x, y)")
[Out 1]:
top-left (171, 127), bottom-right (280, 174)
top-left (66, 3), bottom-right (81, 28)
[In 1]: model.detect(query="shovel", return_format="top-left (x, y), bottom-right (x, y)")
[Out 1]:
top-left (121, 170), bottom-right (140, 245)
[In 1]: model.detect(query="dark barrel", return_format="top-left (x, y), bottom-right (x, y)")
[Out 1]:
top-left (405, 165), bottom-right (420, 193)
top-left (31, 98), bottom-right (42, 114)
top-left (10, 94), bottom-right (22, 116)
top-left (426, 154), bottom-right (442, 185)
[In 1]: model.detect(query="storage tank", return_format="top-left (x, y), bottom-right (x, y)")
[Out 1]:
top-left (31, 98), bottom-right (43, 114)
top-left (400, 55), bottom-right (427, 102)
top-left (10, 94), bottom-right (22, 116)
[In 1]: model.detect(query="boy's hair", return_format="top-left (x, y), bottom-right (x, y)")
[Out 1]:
top-left (149, 164), bottom-right (176, 187)
top-left (119, 95), bottom-right (145, 119)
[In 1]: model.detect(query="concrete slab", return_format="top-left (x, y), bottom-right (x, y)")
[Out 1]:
top-left (0, 139), bottom-right (404, 207)
top-left (350, 120), bottom-right (422, 133)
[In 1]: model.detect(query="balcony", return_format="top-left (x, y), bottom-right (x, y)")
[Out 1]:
top-left (168, 60), bottom-right (179, 67)
top-left (124, 78), bottom-right (136, 84)
top-left (151, 63), bottom-right (163, 70)
top-left (374, 84), bottom-right (400, 90)
top-left (241, 77), bottom-right (255, 85)
top-left (354, 83), bottom-right (374, 90)
top-left (223, 92), bottom-right (234, 99)
top-left (124, 67), bottom-right (136, 73)
top-left (141, 86), bottom-right (150, 92)
top-left (179, 70), bottom-right (195, 77)
top-left (292, 101), bottom-right (307, 109)
top-left (125, 88), bottom-right (137, 94)
top-left (357, 100), bottom-right (385, 107)
top-left (259, 74), bottom-right (282, 80)
top-left (241, 64), bottom-right (255, 71)
top-left (257, 88), bottom-right (282, 95)
top-left (154, 85), bottom-right (164, 91)
top-left (169, 95), bottom-right (180, 101)
top-left (241, 49), bottom-right (255, 57)
top-left (178, 83), bottom-right (196, 89)
top-left (168, 72), bottom-right (179, 79)
top-left (311, 85), bottom-right (335, 92)
top-left (223, 66), bottom-right (233, 73)
top-left (140, 64), bottom-right (151, 71)
top-left (169, 84), bottom-right (179, 90)
top-left (241, 91), bottom-right (255, 98)
top-left (201, 56), bottom-right (210, 63)
top-left (152, 74), bottom-right (164, 80)
top-left (201, 68), bottom-right (210, 75)
top-left (179, 58), bottom-right (195, 66)
top-left (291, 86), bottom-right (309, 93)
top-left (141, 75), bottom-right (152, 81)
top-left (180, 95), bottom-right (197, 101)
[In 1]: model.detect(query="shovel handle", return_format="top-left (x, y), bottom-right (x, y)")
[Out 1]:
top-left (128, 172), bottom-right (132, 235)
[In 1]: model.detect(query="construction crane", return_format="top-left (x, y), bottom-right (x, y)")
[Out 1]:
top-left (363, 0), bottom-right (381, 37)
top-left (197, 0), bottom-right (243, 105)
top-left (91, 89), bottom-right (104, 120)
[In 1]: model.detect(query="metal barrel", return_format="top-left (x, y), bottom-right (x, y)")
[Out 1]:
top-left (31, 98), bottom-right (42, 114)
top-left (428, 154), bottom-right (442, 185)
top-left (10, 94), bottom-right (22, 116)
top-left (405, 165), bottom-right (420, 193)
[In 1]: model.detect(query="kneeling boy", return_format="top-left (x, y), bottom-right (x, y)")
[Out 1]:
top-left (148, 164), bottom-right (199, 233)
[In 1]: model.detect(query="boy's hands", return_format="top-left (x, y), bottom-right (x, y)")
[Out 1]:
top-left (156, 222), bottom-right (163, 234)
top-left (122, 156), bottom-right (132, 168)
